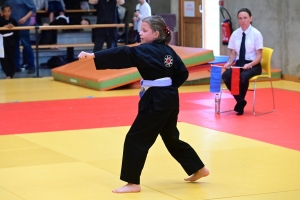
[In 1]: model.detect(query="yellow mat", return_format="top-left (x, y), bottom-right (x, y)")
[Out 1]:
top-left (1, 123), bottom-right (300, 199)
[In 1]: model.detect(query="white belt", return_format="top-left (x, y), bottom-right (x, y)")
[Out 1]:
top-left (0, 32), bottom-right (13, 58)
top-left (139, 77), bottom-right (172, 98)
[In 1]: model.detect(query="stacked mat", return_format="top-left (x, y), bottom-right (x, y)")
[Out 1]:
top-left (51, 45), bottom-right (214, 91)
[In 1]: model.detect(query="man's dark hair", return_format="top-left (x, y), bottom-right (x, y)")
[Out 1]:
top-left (237, 8), bottom-right (252, 17)
top-left (1, 4), bottom-right (12, 11)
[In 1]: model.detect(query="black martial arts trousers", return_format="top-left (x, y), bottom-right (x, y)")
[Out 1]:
top-left (120, 107), bottom-right (205, 184)
top-left (0, 46), bottom-right (16, 78)
top-left (222, 60), bottom-right (262, 103)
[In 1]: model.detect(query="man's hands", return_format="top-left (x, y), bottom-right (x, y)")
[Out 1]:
top-left (4, 23), bottom-right (14, 28)
top-left (223, 62), bottom-right (231, 69)
top-left (223, 63), bottom-right (252, 70)
top-left (134, 11), bottom-right (140, 18)
top-left (242, 63), bottom-right (252, 70)
top-left (18, 17), bottom-right (28, 25)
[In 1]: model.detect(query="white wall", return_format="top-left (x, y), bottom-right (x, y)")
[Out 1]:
top-left (202, 0), bottom-right (220, 56)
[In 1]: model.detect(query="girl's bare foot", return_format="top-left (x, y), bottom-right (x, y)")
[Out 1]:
top-left (184, 167), bottom-right (210, 182)
top-left (112, 183), bottom-right (141, 193)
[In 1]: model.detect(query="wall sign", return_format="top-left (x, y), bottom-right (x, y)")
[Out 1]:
top-left (184, 1), bottom-right (195, 17)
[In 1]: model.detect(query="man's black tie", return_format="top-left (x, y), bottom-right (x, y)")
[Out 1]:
top-left (239, 32), bottom-right (246, 66)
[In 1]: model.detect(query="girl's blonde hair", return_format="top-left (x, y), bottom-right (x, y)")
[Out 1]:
top-left (142, 15), bottom-right (172, 45)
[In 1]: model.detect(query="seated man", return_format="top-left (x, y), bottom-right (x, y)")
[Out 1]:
top-left (39, 14), bottom-right (90, 45)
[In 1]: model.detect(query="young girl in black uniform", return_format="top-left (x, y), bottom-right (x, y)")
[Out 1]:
top-left (78, 15), bottom-right (209, 193)
top-left (0, 5), bottom-right (18, 79)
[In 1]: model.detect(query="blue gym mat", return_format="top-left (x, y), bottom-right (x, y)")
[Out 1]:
top-left (209, 55), bottom-right (229, 64)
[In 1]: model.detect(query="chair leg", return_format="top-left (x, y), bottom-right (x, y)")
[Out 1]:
top-left (218, 83), bottom-right (234, 114)
top-left (216, 84), bottom-right (222, 114)
top-left (252, 78), bottom-right (276, 116)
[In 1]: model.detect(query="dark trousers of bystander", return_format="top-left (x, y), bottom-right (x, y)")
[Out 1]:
top-left (222, 60), bottom-right (262, 103)
top-left (93, 34), bottom-right (117, 52)
top-left (0, 45), bottom-right (16, 78)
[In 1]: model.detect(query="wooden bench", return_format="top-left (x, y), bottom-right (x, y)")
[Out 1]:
top-left (31, 43), bottom-right (95, 49)
top-left (0, 23), bottom-right (133, 77)
top-left (36, 9), bottom-right (97, 14)
top-left (25, 43), bottom-right (127, 62)
top-left (20, 43), bottom-right (94, 63)
top-left (35, 9), bottom-right (97, 25)
top-left (21, 43), bottom-right (126, 61)
top-left (36, 24), bottom-right (132, 62)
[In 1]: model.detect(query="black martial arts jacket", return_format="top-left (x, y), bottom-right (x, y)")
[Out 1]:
top-left (93, 41), bottom-right (189, 111)
top-left (0, 16), bottom-right (18, 48)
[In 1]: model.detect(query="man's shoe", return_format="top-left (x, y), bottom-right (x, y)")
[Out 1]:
top-left (234, 103), bottom-right (239, 112)
top-left (27, 68), bottom-right (36, 74)
top-left (236, 100), bottom-right (247, 115)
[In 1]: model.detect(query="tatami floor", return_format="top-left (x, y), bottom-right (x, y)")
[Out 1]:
top-left (1, 77), bottom-right (300, 200)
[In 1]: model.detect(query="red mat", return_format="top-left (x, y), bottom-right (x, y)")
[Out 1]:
top-left (178, 89), bottom-right (300, 151)
top-left (0, 89), bottom-right (299, 151)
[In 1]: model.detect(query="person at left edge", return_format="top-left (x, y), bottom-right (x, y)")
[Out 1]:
top-left (6, 0), bottom-right (36, 74)
top-left (0, 5), bottom-right (18, 79)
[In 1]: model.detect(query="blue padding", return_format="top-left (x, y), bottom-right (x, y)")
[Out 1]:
top-left (209, 55), bottom-right (229, 64)
top-left (210, 65), bottom-right (222, 93)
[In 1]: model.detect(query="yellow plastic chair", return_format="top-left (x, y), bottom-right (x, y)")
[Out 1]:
top-left (249, 47), bottom-right (275, 116)
top-left (217, 47), bottom-right (275, 116)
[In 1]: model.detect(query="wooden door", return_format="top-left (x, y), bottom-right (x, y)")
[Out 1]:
top-left (179, 0), bottom-right (202, 47)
